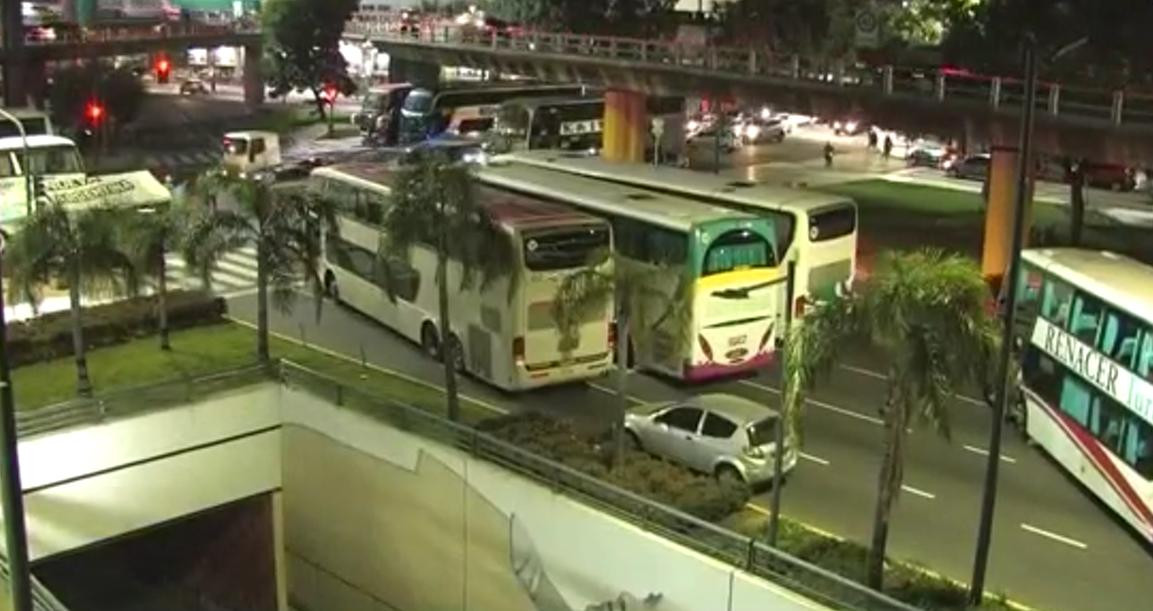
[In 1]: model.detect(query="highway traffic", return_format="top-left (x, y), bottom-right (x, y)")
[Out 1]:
top-left (228, 290), bottom-right (1153, 611)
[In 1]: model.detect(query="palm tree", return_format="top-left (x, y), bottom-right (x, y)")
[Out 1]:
top-left (5, 203), bottom-right (140, 396)
top-left (555, 255), bottom-right (692, 466)
top-left (377, 153), bottom-right (515, 421)
top-left (183, 171), bottom-right (337, 362)
top-left (782, 249), bottom-right (998, 590)
top-left (122, 200), bottom-right (192, 351)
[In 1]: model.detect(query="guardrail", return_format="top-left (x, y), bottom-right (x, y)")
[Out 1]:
top-left (0, 556), bottom-right (71, 611)
top-left (16, 363), bottom-right (271, 438)
top-left (345, 18), bottom-right (1153, 129)
top-left (279, 359), bottom-right (919, 611)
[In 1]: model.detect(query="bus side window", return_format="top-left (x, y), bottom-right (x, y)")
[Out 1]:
top-left (1125, 420), bottom-right (1153, 479)
top-left (1041, 277), bottom-right (1073, 325)
top-left (1090, 396), bottom-right (1126, 455)
top-left (1138, 333), bottom-right (1153, 381)
top-left (1068, 292), bottom-right (1103, 345)
top-left (1058, 375), bottom-right (1092, 428)
top-left (1099, 309), bottom-right (1142, 367)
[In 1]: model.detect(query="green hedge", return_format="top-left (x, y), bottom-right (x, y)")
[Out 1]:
top-left (478, 413), bottom-right (750, 522)
top-left (7, 290), bottom-right (227, 367)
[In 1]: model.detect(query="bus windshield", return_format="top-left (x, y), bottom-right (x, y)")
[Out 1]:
top-left (702, 228), bottom-right (775, 276)
top-left (522, 225), bottom-right (610, 271)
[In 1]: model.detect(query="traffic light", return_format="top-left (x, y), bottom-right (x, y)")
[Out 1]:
top-left (85, 100), bottom-right (105, 127)
top-left (155, 54), bottom-right (171, 84)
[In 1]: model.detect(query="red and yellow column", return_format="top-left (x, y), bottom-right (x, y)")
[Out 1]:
top-left (602, 89), bottom-right (648, 163)
top-left (981, 145), bottom-right (1036, 286)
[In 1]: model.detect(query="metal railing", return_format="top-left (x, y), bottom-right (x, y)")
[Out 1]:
top-left (0, 556), bottom-right (71, 611)
top-left (345, 18), bottom-right (1153, 129)
top-left (278, 360), bottom-right (918, 611)
top-left (16, 363), bottom-right (271, 438)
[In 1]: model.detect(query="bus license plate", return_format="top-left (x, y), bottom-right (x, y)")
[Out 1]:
top-left (729, 335), bottom-right (747, 347)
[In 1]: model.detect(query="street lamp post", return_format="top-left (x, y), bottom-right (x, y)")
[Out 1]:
top-left (0, 230), bottom-right (32, 611)
top-left (968, 34), bottom-right (1088, 605)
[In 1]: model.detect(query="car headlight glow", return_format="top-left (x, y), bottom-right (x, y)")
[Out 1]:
top-left (833, 121), bottom-right (843, 130)
top-left (845, 121), bottom-right (858, 132)
top-left (746, 124), bottom-right (761, 140)
top-left (462, 150), bottom-right (489, 165)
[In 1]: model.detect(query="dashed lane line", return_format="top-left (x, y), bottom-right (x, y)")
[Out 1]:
top-left (738, 380), bottom-right (885, 426)
top-left (901, 484), bottom-right (936, 500)
top-left (838, 364), bottom-right (986, 408)
top-left (1020, 523), bottom-right (1088, 550)
top-left (799, 452), bottom-right (830, 466)
top-left (963, 444), bottom-right (1018, 464)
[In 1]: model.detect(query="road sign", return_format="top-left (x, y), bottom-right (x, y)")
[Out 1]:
top-left (855, 6), bottom-right (879, 48)
top-left (650, 116), bottom-right (665, 139)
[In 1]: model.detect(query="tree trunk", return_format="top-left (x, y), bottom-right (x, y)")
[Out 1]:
top-left (255, 240), bottom-right (270, 362)
top-left (866, 390), bottom-right (907, 590)
top-left (612, 313), bottom-right (630, 469)
top-left (157, 253), bottom-right (170, 351)
top-left (311, 88), bottom-right (328, 120)
top-left (69, 264), bottom-right (92, 397)
top-left (437, 251), bottom-right (460, 421)
top-left (1069, 172), bottom-right (1085, 247)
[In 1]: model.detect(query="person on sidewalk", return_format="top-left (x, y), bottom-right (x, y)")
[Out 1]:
top-left (882, 135), bottom-right (893, 160)
top-left (824, 141), bottom-right (835, 168)
top-left (867, 129), bottom-right (878, 150)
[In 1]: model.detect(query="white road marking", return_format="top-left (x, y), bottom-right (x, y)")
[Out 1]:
top-left (839, 364), bottom-right (987, 408)
top-left (738, 380), bottom-right (885, 426)
top-left (963, 444), bottom-right (1018, 464)
top-left (745, 503), bottom-right (772, 517)
top-left (587, 382), bottom-right (644, 404)
top-left (901, 485), bottom-right (936, 500)
top-left (1020, 523), bottom-right (1088, 549)
top-left (799, 452), bottom-right (830, 466)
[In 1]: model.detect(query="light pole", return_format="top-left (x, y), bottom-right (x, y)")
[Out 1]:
top-left (0, 229), bottom-right (31, 611)
top-left (968, 34), bottom-right (1088, 605)
top-left (0, 110), bottom-right (33, 216)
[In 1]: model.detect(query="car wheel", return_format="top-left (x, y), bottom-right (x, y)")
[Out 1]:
top-left (446, 333), bottom-right (466, 374)
top-left (715, 464), bottom-right (745, 488)
top-left (420, 323), bottom-right (441, 361)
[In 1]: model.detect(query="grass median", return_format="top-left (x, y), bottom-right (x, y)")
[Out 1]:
top-left (11, 321), bottom-right (495, 425)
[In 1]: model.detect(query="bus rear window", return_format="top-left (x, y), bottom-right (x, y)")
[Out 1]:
top-left (523, 225), bottom-right (610, 271)
top-left (703, 229), bottom-right (774, 276)
top-left (809, 206), bottom-right (856, 242)
top-left (402, 90), bottom-right (433, 113)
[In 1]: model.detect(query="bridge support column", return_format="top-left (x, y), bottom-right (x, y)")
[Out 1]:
top-left (242, 44), bottom-right (265, 109)
top-left (602, 89), bottom-right (647, 163)
top-left (981, 145), bottom-right (1035, 284)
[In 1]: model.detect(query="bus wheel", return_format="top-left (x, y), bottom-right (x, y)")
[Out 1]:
top-left (421, 323), bottom-right (442, 361)
top-left (446, 334), bottom-right (466, 374)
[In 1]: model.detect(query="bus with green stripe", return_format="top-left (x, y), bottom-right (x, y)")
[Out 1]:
top-left (476, 161), bottom-right (785, 382)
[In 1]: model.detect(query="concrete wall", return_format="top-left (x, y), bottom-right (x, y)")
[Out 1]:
top-left (280, 388), bottom-right (828, 611)
top-left (11, 384), bottom-right (283, 562)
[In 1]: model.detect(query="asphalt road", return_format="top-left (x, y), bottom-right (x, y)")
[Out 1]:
top-left (228, 292), bottom-right (1153, 611)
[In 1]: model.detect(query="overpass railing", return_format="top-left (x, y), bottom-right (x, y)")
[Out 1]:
top-left (279, 359), bottom-right (920, 611)
top-left (17, 21), bottom-right (261, 46)
top-left (346, 18), bottom-right (1153, 129)
top-left (0, 558), bottom-right (71, 611)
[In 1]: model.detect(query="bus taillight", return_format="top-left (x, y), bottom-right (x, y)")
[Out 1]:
top-left (513, 336), bottom-right (525, 364)
top-left (697, 334), bottom-right (714, 362)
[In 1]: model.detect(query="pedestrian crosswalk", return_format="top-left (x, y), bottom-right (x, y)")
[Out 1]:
top-left (147, 148), bottom-right (222, 172)
top-left (165, 246), bottom-right (260, 297)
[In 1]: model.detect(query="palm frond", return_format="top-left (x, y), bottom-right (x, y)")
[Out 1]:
top-left (182, 209), bottom-right (256, 288)
top-left (552, 259), bottom-right (615, 355)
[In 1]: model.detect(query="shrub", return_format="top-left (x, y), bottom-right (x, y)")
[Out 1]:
top-left (7, 290), bottom-right (227, 367)
top-left (480, 413), bottom-right (750, 521)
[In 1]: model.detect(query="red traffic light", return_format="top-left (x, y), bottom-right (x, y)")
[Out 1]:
top-left (157, 58), bottom-right (170, 74)
top-left (85, 101), bottom-right (104, 124)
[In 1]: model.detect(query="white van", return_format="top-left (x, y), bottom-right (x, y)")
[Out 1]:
top-left (221, 131), bottom-right (281, 176)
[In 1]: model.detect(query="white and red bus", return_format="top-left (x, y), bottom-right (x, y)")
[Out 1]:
top-left (311, 162), bottom-right (614, 391)
top-left (1014, 248), bottom-right (1153, 541)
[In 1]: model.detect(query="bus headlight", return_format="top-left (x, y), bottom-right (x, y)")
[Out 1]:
top-left (462, 150), bottom-right (489, 165)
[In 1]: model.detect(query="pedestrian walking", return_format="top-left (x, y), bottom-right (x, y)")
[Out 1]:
top-left (882, 135), bottom-right (893, 160)
top-left (824, 142), bottom-right (835, 168)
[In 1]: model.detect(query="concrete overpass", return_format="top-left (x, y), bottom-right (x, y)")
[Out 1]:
top-left (345, 20), bottom-right (1153, 165)
top-left (1, 23), bottom-right (265, 108)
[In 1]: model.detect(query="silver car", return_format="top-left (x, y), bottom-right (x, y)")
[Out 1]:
top-left (624, 393), bottom-right (797, 486)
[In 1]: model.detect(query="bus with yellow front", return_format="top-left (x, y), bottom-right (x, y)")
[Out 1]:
top-left (311, 161), bottom-right (614, 390)
top-left (503, 150), bottom-right (858, 317)
top-left (1013, 247), bottom-right (1153, 542)
top-left (476, 161), bottom-right (785, 382)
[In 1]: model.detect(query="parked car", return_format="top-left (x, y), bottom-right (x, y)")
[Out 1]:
top-left (687, 125), bottom-right (741, 153)
top-left (739, 117), bottom-right (786, 144)
top-left (624, 393), bottom-right (797, 486)
top-left (179, 79), bottom-right (209, 95)
top-left (947, 154), bottom-right (991, 181)
top-left (1082, 162), bottom-right (1135, 191)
